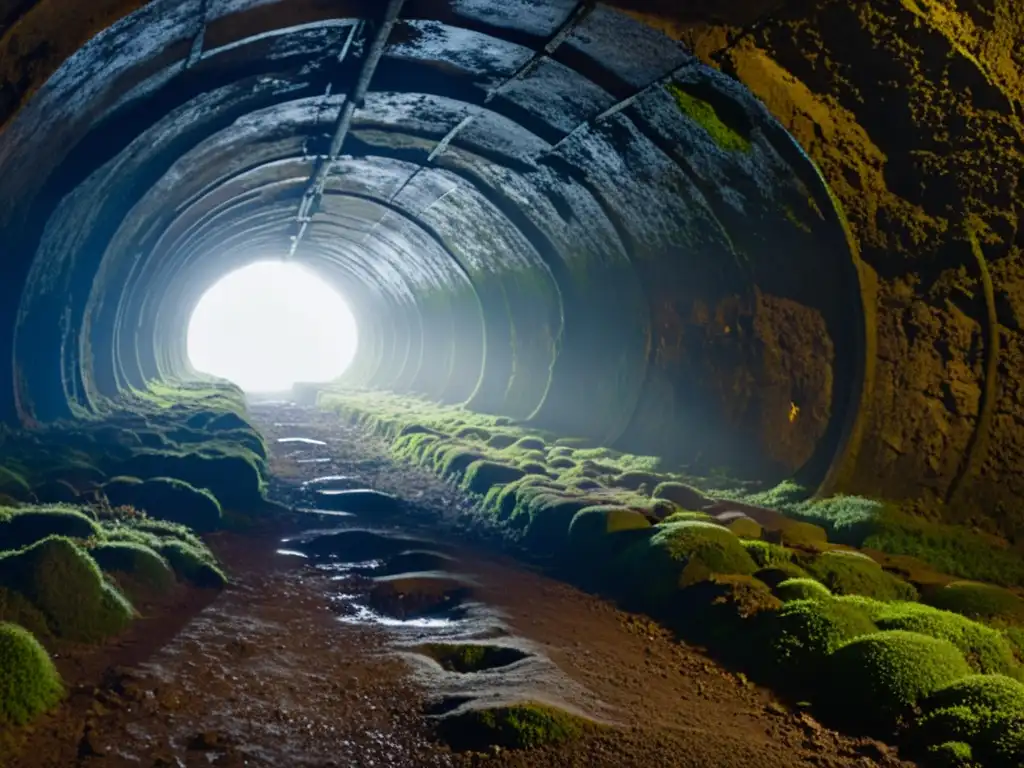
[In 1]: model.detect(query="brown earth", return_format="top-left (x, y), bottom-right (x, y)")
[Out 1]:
top-left (0, 402), bottom-right (917, 767)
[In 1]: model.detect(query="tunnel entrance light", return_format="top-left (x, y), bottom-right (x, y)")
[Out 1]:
top-left (186, 260), bottom-right (358, 393)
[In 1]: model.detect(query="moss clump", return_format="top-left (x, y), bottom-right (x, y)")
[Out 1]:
top-left (805, 551), bottom-right (918, 601)
top-left (461, 461), bottom-right (526, 495)
top-left (677, 574), bottom-right (782, 654)
top-left (439, 449), bottom-right (486, 480)
top-left (825, 631), bottom-right (972, 729)
top-left (726, 516), bottom-right (763, 539)
top-left (617, 520), bottom-right (757, 608)
top-left (157, 541), bottom-right (226, 588)
top-left (662, 510), bottom-right (714, 524)
top-left (89, 542), bottom-right (175, 594)
top-left (773, 520), bottom-right (829, 549)
top-left (103, 477), bottom-right (222, 532)
top-left (667, 84), bottom-right (752, 153)
top-left (453, 426), bottom-right (491, 442)
top-left (567, 506), bottom-right (651, 563)
top-left (925, 741), bottom-right (977, 768)
top-left (923, 674), bottom-right (1024, 717)
top-left (651, 482), bottom-right (709, 509)
top-left (874, 603), bottom-right (1019, 675)
top-left (770, 598), bottom-right (877, 678)
top-left (755, 562), bottom-right (810, 588)
top-left (743, 540), bottom-right (794, 568)
top-left (775, 578), bottom-right (831, 602)
top-left (0, 506), bottom-right (100, 550)
top-left (0, 536), bottom-right (134, 643)
top-left (486, 433), bottom-right (518, 450)
top-left (436, 702), bottom-right (585, 751)
top-left (0, 623), bottom-right (64, 725)
top-left (548, 457), bottom-right (575, 470)
top-left (510, 437), bottom-right (546, 453)
top-left (611, 471), bottom-right (662, 491)
top-left (0, 587), bottom-right (52, 641)
top-left (116, 449), bottom-right (263, 510)
top-left (925, 581), bottom-right (1024, 626)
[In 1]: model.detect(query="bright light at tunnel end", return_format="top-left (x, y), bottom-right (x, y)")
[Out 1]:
top-left (187, 259), bottom-right (358, 393)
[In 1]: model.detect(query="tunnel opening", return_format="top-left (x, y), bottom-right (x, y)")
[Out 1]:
top-left (185, 259), bottom-right (360, 394)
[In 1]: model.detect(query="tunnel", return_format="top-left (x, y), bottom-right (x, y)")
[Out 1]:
top-left (0, 0), bottom-right (869, 497)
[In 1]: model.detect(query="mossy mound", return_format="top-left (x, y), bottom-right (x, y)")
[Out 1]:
top-left (510, 437), bottom-right (546, 453)
top-left (611, 471), bottom-right (662, 491)
top-left (770, 598), bottom-right (878, 679)
top-left (676, 574), bottom-right (782, 654)
top-left (925, 741), bottom-right (977, 768)
top-left (0, 536), bottom-right (134, 643)
top-left (874, 603), bottom-right (1019, 675)
top-left (724, 515), bottom-right (762, 539)
top-left (805, 550), bottom-right (918, 601)
top-left (103, 477), bottom-right (222, 532)
top-left (0, 505), bottom-right (100, 550)
top-left (116, 449), bottom-right (263, 510)
top-left (0, 587), bottom-right (52, 641)
top-left (617, 520), bottom-right (757, 609)
top-left (925, 581), bottom-right (1024, 627)
top-left (651, 482), bottom-right (710, 510)
top-left (486, 433), bottom-right (518, 450)
top-left (0, 623), bottom-right (64, 725)
top-left (743, 540), bottom-right (795, 568)
top-left (89, 542), bottom-right (175, 594)
top-left (775, 578), bottom-right (831, 602)
top-left (436, 702), bottom-right (586, 751)
top-left (825, 631), bottom-right (972, 730)
top-left (567, 506), bottom-right (651, 563)
top-left (157, 540), bottom-right (226, 588)
top-left (923, 674), bottom-right (1024, 718)
top-left (662, 510), bottom-right (714, 524)
top-left (755, 562), bottom-right (810, 588)
top-left (453, 426), bottom-right (491, 442)
top-left (771, 520), bottom-right (828, 549)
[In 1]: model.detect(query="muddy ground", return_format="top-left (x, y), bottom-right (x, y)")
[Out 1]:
top-left (1, 403), bottom-right (916, 768)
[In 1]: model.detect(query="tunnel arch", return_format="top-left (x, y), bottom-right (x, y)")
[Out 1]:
top-left (0, 0), bottom-right (866, 490)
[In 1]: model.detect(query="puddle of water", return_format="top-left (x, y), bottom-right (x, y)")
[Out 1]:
top-left (297, 458), bottom-right (332, 464)
top-left (294, 507), bottom-right (357, 518)
top-left (278, 437), bottom-right (328, 446)
top-left (315, 559), bottom-right (385, 574)
top-left (316, 488), bottom-right (375, 496)
top-left (302, 475), bottom-right (359, 488)
top-left (337, 603), bottom-right (460, 631)
top-left (275, 549), bottom-right (310, 559)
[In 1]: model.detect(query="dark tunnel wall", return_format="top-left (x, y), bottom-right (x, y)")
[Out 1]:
top-left (0, 1), bottom-right (868, 500)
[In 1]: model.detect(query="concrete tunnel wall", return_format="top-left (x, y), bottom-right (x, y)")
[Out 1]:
top-left (0, 0), bottom-right (866, 494)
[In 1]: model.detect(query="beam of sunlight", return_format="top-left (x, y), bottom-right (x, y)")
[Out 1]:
top-left (186, 260), bottom-right (358, 393)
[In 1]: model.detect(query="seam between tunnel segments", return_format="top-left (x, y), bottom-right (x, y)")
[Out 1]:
top-left (185, 0), bottom-right (211, 71)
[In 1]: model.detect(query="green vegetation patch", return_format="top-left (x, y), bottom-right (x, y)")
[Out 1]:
top-left (804, 550), bottom-right (918, 601)
top-left (770, 598), bottom-right (878, 679)
top-left (826, 630), bottom-right (972, 730)
top-left (0, 505), bottom-right (100, 550)
top-left (667, 83), bottom-right (752, 153)
top-left (0, 623), bottom-right (64, 725)
top-left (157, 540), bottom-right (226, 588)
top-left (925, 581), bottom-right (1024, 626)
top-left (617, 520), bottom-right (756, 608)
top-left (89, 541), bottom-right (175, 595)
top-left (462, 461), bottom-right (526, 495)
top-left (567, 506), bottom-right (651, 563)
top-left (0, 536), bottom-right (134, 643)
top-left (436, 702), bottom-right (587, 751)
top-left (775, 578), bottom-right (831, 602)
top-left (103, 476), bottom-right (222, 532)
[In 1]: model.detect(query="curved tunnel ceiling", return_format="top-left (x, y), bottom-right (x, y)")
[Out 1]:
top-left (0, 0), bottom-right (866, 487)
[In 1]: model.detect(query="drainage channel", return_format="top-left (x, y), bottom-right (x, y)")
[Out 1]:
top-left (270, 434), bottom-right (612, 743)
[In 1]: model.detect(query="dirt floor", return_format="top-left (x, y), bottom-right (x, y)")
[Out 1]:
top-left (0, 403), bottom-right (918, 767)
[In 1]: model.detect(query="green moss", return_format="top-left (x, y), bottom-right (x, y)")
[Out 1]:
top-left (0, 623), bottom-right (64, 725)
top-left (617, 520), bottom-right (757, 608)
top-left (116, 449), bottom-right (264, 510)
top-left (0, 536), bottom-right (134, 643)
top-left (754, 562), bottom-right (810, 588)
top-left (89, 542), bottom-right (175, 594)
top-left (651, 482), bottom-right (709, 509)
top-left (486, 433), bottom-right (518, 450)
top-left (925, 581), bottom-right (1024, 626)
top-left (667, 83), bottom-right (752, 153)
top-left (0, 587), bottom-right (52, 641)
top-left (417, 643), bottom-right (527, 673)
top-left (103, 476), bottom-right (222, 532)
top-left (677, 574), bottom-right (782, 654)
top-left (979, 712), bottom-right (1024, 766)
top-left (825, 631), bottom-right (972, 729)
top-left (157, 541), bottom-right (226, 588)
top-left (453, 426), bottom-right (491, 442)
top-left (925, 741), bottom-right (978, 768)
top-left (770, 598), bottom-right (877, 678)
top-left (727, 516), bottom-right (763, 539)
top-left (775, 578), bottom-right (831, 602)
top-left (461, 461), bottom-right (526, 495)
top-left (567, 506), bottom-right (651, 563)
top-left (743, 540), bottom-right (794, 568)
top-left (0, 506), bottom-right (101, 550)
top-left (662, 510), bottom-right (714, 524)
top-left (805, 551), bottom-right (918, 601)
top-left (548, 457), bottom-right (575, 470)
top-left (775, 520), bottom-right (829, 549)
top-left (874, 603), bottom-right (1019, 675)
top-left (436, 702), bottom-right (586, 751)
top-left (923, 674), bottom-right (1024, 717)
top-left (510, 437), bottom-right (546, 453)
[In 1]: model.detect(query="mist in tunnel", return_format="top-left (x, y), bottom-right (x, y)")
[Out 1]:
top-left (186, 260), bottom-right (359, 393)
